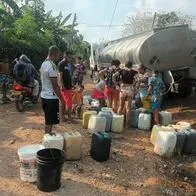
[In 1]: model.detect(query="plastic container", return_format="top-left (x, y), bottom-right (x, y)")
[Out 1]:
top-left (150, 125), bottom-right (175, 145)
top-left (183, 129), bottom-right (196, 154)
top-left (91, 99), bottom-right (100, 107)
top-left (138, 113), bottom-right (151, 131)
top-left (83, 111), bottom-right (97, 129)
top-left (18, 144), bottom-right (44, 182)
top-left (90, 132), bottom-right (111, 162)
top-left (172, 121), bottom-right (191, 131)
top-left (63, 132), bottom-right (83, 160)
top-left (111, 114), bottom-right (124, 133)
top-left (42, 134), bottom-right (64, 150)
top-left (79, 105), bottom-right (86, 119)
top-left (83, 95), bottom-right (92, 105)
top-left (175, 130), bottom-right (186, 155)
top-left (36, 148), bottom-right (65, 192)
top-left (142, 97), bottom-right (151, 109)
top-left (154, 131), bottom-right (177, 157)
top-left (98, 111), bottom-right (113, 132)
top-left (88, 115), bottom-right (107, 132)
top-left (159, 111), bottom-right (172, 126)
top-left (129, 109), bottom-right (141, 128)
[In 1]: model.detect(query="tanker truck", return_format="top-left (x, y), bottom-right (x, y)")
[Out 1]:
top-left (90, 25), bottom-right (196, 97)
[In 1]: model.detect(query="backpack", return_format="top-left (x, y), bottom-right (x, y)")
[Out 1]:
top-left (14, 63), bottom-right (29, 83)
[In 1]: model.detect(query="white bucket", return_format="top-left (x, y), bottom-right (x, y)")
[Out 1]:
top-left (17, 144), bottom-right (44, 182)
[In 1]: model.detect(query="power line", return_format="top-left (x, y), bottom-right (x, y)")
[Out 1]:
top-left (78, 25), bottom-right (123, 28)
top-left (79, 21), bottom-right (123, 27)
top-left (105, 0), bottom-right (119, 41)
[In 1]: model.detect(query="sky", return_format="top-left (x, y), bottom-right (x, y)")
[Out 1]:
top-left (44, 0), bottom-right (196, 43)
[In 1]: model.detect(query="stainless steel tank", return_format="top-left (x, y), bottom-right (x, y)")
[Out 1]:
top-left (100, 25), bottom-right (196, 72)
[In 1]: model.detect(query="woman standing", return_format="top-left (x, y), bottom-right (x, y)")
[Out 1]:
top-left (147, 70), bottom-right (165, 125)
top-left (113, 61), bottom-right (138, 128)
top-left (135, 64), bottom-right (152, 108)
top-left (136, 65), bottom-right (152, 100)
top-left (99, 59), bottom-right (121, 112)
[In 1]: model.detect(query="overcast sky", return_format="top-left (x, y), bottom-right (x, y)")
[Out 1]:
top-left (44, 0), bottom-right (196, 43)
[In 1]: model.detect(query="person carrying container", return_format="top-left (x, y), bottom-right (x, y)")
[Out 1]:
top-left (135, 64), bottom-right (152, 109)
top-left (91, 79), bottom-right (107, 107)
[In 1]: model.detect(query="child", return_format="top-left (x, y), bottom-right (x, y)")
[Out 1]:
top-left (148, 70), bottom-right (165, 125)
top-left (91, 79), bottom-right (107, 107)
top-left (72, 85), bottom-right (84, 117)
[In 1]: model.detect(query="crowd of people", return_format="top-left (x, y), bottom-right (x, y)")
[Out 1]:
top-left (91, 59), bottom-right (165, 128)
top-left (40, 45), bottom-right (165, 135)
top-left (0, 45), bottom-right (166, 135)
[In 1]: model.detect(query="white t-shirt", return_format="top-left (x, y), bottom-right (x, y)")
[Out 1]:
top-left (40, 60), bottom-right (58, 99)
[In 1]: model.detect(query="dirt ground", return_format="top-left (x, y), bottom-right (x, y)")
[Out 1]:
top-left (0, 74), bottom-right (195, 196)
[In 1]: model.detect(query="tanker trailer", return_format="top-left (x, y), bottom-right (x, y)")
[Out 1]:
top-left (95, 25), bottom-right (196, 97)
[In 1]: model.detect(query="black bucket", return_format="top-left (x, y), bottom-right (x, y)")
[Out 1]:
top-left (36, 148), bottom-right (65, 192)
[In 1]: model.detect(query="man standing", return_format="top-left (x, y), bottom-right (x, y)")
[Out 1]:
top-left (40, 45), bottom-right (64, 135)
top-left (58, 51), bottom-right (73, 122)
top-left (0, 58), bottom-right (13, 103)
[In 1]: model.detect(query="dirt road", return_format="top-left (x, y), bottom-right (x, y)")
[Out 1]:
top-left (0, 77), bottom-right (195, 196)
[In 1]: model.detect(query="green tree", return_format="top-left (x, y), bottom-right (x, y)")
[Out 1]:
top-left (122, 10), bottom-right (194, 37)
top-left (154, 11), bottom-right (194, 28)
top-left (0, 0), bottom-right (90, 65)
top-left (122, 9), bottom-right (153, 36)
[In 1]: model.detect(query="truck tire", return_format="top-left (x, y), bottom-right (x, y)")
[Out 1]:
top-left (178, 84), bottom-right (186, 98)
top-left (178, 84), bottom-right (192, 98)
top-left (183, 86), bottom-right (192, 97)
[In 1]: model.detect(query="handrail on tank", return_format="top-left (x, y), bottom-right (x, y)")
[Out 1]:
top-left (153, 24), bottom-right (189, 31)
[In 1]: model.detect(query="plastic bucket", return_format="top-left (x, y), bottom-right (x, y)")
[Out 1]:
top-left (142, 98), bottom-right (151, 109)
top-left (17, 144), bottom-right (45, 182)
top-left (36, 148), bottom-right (65, 192)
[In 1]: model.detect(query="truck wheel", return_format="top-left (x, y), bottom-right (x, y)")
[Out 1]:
top-left (178, 84), bottom-right (186, 98)
top-left (183, 86), bottom-right (192, 98)
top-left (178, 84), bottom-right (192, 98)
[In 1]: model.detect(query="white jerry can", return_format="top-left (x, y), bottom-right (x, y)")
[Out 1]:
top-left (150, 125), bottom-right (175, 145)
top-left (138, 113), bottom-right (151, 131)
top-left (159, 111), bottom-right (172, 126)
top-left (154, 131), bottom-right (177, 157)
top-left (63, 132), bottom-right (83, 161)
top-left (172, 121), bottom-right (191, 131)
top-left (88, 115), bottom-right (107, 132)
top-left (42, 134), bottom-right (64, 150)
top-left (83, 111), bottom-right (97, 129)
top-left (83, 95), bottom-right (92, 105)
top-left (111, 114), bottom-right (124, 133)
